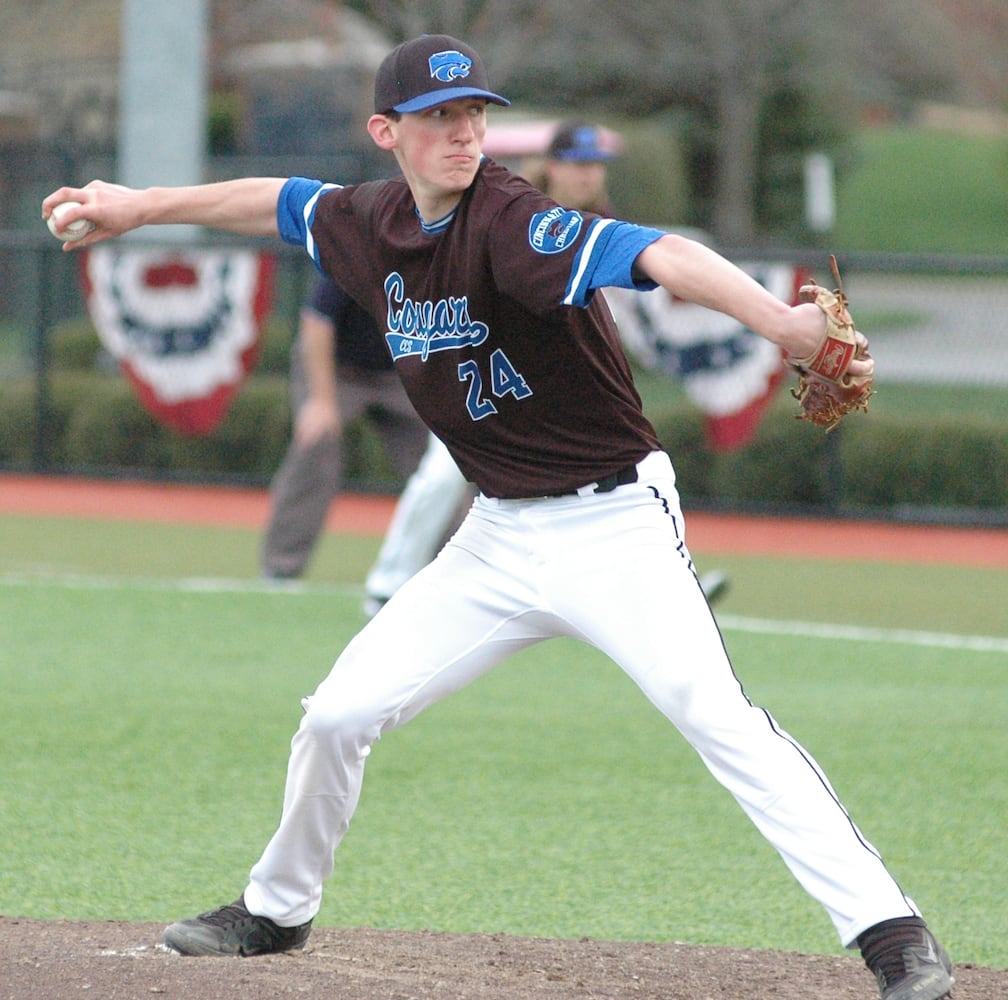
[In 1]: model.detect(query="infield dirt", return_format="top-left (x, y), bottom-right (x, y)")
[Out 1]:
top-left (3, 916), bottom-right (1007, 1000)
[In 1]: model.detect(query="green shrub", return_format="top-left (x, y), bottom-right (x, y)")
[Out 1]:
top-left (841, 418), bottom-right (1008, 510)
top-left (648, 398), bottom-right (1008, 517)
top-left (342, 418), bottom-right (403, 490)
top-left (648, 404), bottom-right (710, 499)
top-left (62, 378), bottom-right (166, 468)
top-left (160, 375), bottom-right (291, 480)
top-left (709, 413), bottom-right (836, 507)
top-left (606, 116), bottom-right (690, 227)
top-left (4, 368), bottom-right (1006, 518)
top-left (0, 379), bottom-right (37, 465)
top-left (0, 372), bottom-right (109, 467)
top-left (44, 311), bottom-right (294, 378)
top-left (48, 318), bottom-right (103, 371)
top-left (1, 369), bottom-right (413, 491)
top-left (256, 317), bottom-right (295, 376)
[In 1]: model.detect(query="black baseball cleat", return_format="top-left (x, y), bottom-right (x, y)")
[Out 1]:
top-left (858, 917), bottom-right (954, 1000)
top-left (163, 895), bottom-right (312, 957)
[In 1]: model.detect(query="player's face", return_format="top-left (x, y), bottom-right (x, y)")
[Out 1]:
top-left (391, 99), bottom-right (488, 217)
top-left (546, 160), bottom-right (609, 213)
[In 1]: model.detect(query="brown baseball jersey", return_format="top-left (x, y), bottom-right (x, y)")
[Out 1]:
top-left (278, 159), bottom-right (666, 498)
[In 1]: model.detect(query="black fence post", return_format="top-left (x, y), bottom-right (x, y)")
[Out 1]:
top-left (822, 424), bottom-right (843, 511)
top-left (31, 245), bottom-right (54, 472)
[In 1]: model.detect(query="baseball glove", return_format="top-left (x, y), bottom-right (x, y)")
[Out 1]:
top-left (787, 256), bottom-right (874, 431)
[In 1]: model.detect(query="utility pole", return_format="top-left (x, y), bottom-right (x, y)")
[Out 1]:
top-left (118, 0), bottom-right (208, 239)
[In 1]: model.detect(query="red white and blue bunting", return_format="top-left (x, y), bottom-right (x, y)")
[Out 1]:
top-left (80, 248), bottom-right (275, 436)
top-left (606, 263), bottom-right (808, 452)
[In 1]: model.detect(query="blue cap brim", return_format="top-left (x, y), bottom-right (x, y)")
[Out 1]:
top-left (393, 87), bottom-right (510, 113)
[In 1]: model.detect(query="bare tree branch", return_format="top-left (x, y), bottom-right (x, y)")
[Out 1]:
top-left (337, 0), bottom-right (971, 241)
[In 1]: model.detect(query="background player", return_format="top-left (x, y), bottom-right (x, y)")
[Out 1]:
top-left (265, 270), bottom-right (472, 607)
top-left (529, 119), bottom-right (619, 214)
top-left (367, 118), bottom-right (729, 613)
top-left (44, 34), bottom-right (952, 1000)
top-left (533, 119), bottom-right (730, 603)
top-left (261, 273), bottom-right (428, 580)
top-left (361, 431), bottom-right (470, 616)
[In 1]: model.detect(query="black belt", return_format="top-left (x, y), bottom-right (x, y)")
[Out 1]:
top-left (549, 462), bottom-right (639, 498)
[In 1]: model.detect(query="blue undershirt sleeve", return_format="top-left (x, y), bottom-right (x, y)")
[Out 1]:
top-left (276, 177), bottom-right (341, 266)
top-left (562, 220), bottom-right (667, 307)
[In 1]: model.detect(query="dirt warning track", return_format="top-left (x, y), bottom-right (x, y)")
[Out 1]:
top-left (1, 473), bottom-right (1006, 569)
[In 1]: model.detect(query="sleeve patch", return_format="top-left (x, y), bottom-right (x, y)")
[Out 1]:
top-left (528, 208), bottom-right (584, 255)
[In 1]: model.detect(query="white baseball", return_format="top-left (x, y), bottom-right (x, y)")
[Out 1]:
top-left (47, 201), bottom-right (95, 242)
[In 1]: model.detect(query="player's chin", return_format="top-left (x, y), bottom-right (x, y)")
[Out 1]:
top-left (442, 160), bottom-right (479, 184)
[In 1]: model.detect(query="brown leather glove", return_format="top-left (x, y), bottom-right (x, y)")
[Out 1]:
top-left (787, 256), bottom-right (874, 431)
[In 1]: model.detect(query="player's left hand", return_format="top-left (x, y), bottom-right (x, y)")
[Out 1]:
top-left (783, 257), bottom-right (875, 430)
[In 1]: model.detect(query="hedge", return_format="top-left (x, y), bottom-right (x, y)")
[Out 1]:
top-left (649, 400), bottom-right (1008, 517)
top-left (3, 367), bottom-right (1006, 521)
top-left (3, 315), bottom-right (1005, 519)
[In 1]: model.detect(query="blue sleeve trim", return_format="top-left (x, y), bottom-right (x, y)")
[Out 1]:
top-left (277, 178), bottom-right (341, 266)
top-left (562, 221), bottom-right (666, 306)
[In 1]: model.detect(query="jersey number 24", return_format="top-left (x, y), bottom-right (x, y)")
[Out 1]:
top-left (458, 348), bottom-right (532, 420)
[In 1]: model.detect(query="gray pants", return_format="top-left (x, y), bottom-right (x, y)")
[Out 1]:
top-left (261, 347), bottom-right (427, 579)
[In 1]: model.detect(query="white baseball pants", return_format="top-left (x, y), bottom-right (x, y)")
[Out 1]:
top-left (245, 450), bottom-right (918, 946)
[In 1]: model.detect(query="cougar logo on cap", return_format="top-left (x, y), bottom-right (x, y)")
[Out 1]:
top-left (429, 50), bottom-right (472, 83)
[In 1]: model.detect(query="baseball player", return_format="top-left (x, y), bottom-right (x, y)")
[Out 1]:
top-left (362, 430), bottom-right (471, 616)
top-left (265, 273), bottom-right (472, 595)
top-left (43, 34), bottom-right (952, 1000)
top-left (262, 274), bottom-right (429, 580)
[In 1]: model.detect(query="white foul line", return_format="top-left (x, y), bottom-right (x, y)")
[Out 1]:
top-left (718, 614), bottom-right (1008, 655)
top-left (0, 570), bottom-right (356, 598)
top-left (1, 573), bottom-right (1007, 655)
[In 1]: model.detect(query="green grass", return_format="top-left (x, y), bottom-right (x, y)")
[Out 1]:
top-left (854, 381), bottom-right (1008, 423)
top-left (0, 512), bottom-right (1006, 969)
top-left (833, 126), bottom-right (1008, 255)
top-left (0, 513), bottom-right (377, 586)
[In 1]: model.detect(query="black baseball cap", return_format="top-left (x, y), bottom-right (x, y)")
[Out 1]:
top-left (374, 35), bottom-right (510, 114)
top-left (547, 122), bottom-right (617, 162)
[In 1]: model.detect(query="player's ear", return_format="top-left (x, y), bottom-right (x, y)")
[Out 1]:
top-left (367, 114), bottom-right (398, 150)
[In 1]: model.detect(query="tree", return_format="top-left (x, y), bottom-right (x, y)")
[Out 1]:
top-left (340, 0), bottom-right (550, 79)
top-left (341, 0), bottom-right (960, 243)
top-left (685, 0), bottom-right (805, 242)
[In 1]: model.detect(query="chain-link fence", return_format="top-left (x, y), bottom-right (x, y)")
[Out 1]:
top-left (724, 248), bottom-right (1008, 388)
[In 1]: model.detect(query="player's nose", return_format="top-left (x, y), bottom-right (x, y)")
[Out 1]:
top-left (451, 114), bottom-right (478, 142)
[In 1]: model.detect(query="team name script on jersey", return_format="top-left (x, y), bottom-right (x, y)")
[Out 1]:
top-left (383, 272), bottom-right (489, 362)
top-left (381, 271), bottom-right (533, 422)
